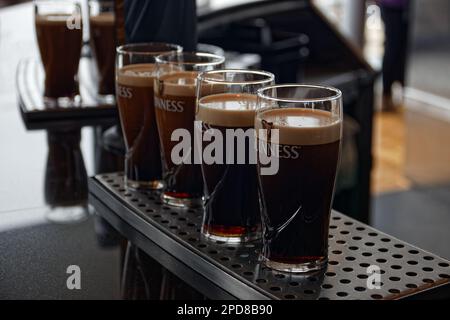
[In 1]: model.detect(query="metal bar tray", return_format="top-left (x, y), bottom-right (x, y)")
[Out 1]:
top-left (89, 173), bottom-right (450, 300)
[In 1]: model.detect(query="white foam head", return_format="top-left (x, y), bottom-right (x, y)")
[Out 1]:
top-left (117, 63), bottom-right (156, 87)
top-left (255, 108), bottom-right (342, 145)
top-left (197, 93), bottom-right (257, 127)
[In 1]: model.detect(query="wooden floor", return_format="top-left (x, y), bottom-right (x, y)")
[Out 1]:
top-left (371, 108), bottom-right (412, 195)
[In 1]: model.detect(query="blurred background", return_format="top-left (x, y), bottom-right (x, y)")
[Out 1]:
top-left (314, 0), bottom-right (450, 260)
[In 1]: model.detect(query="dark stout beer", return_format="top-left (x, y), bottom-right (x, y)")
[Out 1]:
top-left (154, 71), bottom-right (203, 201)
top-left (197, 93), bottom-right (260, 241)
top-left (116, 64), bottom-right (162, 188)
top-left (90, 12), bottom-right (116, 95)
top-left (256, 108), bottom-right (341, 267)
top-left (35, 14), bottom-right (82, 98)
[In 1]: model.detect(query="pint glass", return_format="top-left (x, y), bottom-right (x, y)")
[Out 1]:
top-left (34, 0), bottom-right (83, 105)
top-left (116, 43), bottom-right (182, 190)
top-left (154, 52), bottom-right (225, 208)
top-left (197, 69), bottom-right (274, 242)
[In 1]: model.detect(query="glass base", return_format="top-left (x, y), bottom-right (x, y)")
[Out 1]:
top-left (202, 228), bottom-right (260, 244)
top-left (126, 178), bottom-right (164, 191)
top-left (263, 256), bottom-right (328, 273)
top-left (161, 193), bottom-right (203, 209)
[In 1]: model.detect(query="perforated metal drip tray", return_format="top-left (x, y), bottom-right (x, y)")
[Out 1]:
top-left (89, 173), bottom-right (450, 300)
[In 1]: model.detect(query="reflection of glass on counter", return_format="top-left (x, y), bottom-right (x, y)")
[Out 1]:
top-left (44, 129), bottom-right (89, 223)
top-left (121, 242), bottom-right (205, 300)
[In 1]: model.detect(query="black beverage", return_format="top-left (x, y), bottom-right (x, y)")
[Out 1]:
top-left (197, 93), bottom-right (260, 241)
top-left (256, 108), bottom-right (341, 267)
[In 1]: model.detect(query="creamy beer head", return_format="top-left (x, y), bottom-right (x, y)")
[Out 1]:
top-left (197, 93), bottom-right (257, 128)
top-left (255, 108), bottom-right (341, 146)
top-left (117, 64), bottom-right (156, 87)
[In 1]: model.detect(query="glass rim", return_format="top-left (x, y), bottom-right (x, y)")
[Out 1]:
top-left (197, 69), bottom-right (275, 86)
top-left (116, 42), bottom-right (183, 56)
top-left (257, 84), bottom-right (342, 104)
top-left (155, 51), bottom-right (225, 67)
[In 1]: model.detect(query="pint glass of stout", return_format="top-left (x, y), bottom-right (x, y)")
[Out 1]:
top-left (34, 0), bottom-right (83, 105)
top-left (89, 0), bottom-right (116, 101)
top-left (196, 70), bottom-right (275, 243)
top-left (116, 43), bottom-right (182, 190)
top-left (154, 52), bottom-right (225, 208)
top-left (255, 84), bottom-right (342, 273)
